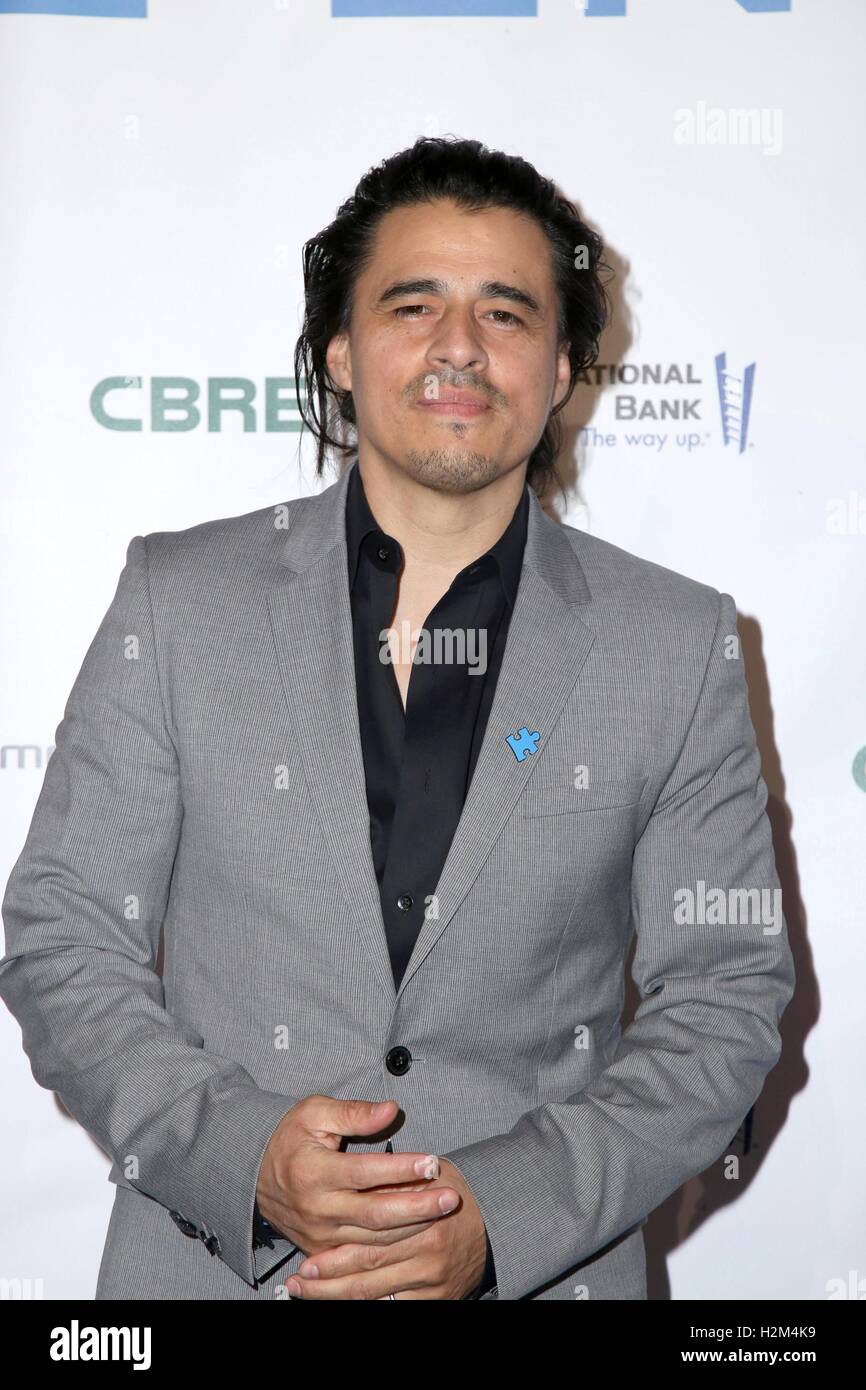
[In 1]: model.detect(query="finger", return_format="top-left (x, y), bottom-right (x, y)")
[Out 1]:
top-left (297, 1233), bottom-right (423, 1281)
top-left (316, 1147), bottom-right (441, 1190)
top-left (323, 1184), bottom-right (460, 1237)
top-left (309, 1216), bottom-right (436, 1248)
top-left (286, 1256), bottom-right (425, 1301)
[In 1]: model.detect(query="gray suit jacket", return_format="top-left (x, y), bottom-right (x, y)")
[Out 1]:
top-left (0, 462), bottom-right (795, 1300)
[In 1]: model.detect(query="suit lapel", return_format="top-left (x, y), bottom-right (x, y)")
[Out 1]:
top-left (394, 495), bottom-right (596, 996)
top-left (267, 466), bottom-right (397, 1000)
top-left (266, 463), bottom-right (596, 1004)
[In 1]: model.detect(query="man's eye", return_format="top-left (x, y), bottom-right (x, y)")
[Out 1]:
top-left (392, 305), bottom-right (521, 325)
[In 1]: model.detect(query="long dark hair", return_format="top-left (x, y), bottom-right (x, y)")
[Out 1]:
top-left (293, 135), bottom-right (611, 499)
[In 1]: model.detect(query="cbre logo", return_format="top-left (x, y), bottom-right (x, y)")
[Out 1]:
top-left (332, 1), bottom-right (790, 16)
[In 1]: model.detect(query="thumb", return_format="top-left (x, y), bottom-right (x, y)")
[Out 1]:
top-left (302, 1096), bottom-right (397, 1142)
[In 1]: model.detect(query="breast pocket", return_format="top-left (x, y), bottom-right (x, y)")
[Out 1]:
top-left (519, 774), bottom-right (647, 818)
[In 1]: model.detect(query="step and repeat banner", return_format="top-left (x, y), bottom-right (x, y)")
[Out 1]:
top-left (0, 0), bottom-right (863, 1301)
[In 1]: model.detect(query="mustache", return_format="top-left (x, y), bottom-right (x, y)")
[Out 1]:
top-left (409, 375), bottom-right (501, 404)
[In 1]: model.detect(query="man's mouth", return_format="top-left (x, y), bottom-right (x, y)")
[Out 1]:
top-left (415, 389), bottom-right (491, 418)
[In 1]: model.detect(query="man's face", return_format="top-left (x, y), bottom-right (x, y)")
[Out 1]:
top-left (325, 198), bottom-right (572, 495)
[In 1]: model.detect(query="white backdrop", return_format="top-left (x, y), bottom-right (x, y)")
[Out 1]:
top-left (1, 0), bottom-right (863, 1301)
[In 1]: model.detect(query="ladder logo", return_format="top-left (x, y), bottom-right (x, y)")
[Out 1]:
top-left (715, 353), bottom-right (756, 454)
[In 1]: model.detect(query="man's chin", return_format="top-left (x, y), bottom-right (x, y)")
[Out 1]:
top-left (400, 447), bottom-right (505, 495)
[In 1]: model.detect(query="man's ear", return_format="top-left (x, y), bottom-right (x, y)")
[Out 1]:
top-left (326, 331), bottom-right (351, 393)
top-left (552, 341), bottom-right (572, 410)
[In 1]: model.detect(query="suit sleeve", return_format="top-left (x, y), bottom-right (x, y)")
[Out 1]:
top-left (442, 589), bottom-right (796, 1301)
top-left (0, 535), bottom-right (298, 1288)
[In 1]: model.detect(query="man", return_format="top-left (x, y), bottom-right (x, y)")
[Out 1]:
top-left (0, 137), bottom-right (795, 1300)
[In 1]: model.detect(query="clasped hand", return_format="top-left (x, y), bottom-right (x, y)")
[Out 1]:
top-left (255, 1095), bottom-right (488, 1300)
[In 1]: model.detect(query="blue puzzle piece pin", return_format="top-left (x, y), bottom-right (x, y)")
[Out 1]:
top-left (506, 726), bottom-right (540, 761)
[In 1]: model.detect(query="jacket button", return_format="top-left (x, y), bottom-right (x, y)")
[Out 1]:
top-left (170, 1210), bottom-right (199, 1238)
top-left (386, 1046), bottom-right (412, 1076)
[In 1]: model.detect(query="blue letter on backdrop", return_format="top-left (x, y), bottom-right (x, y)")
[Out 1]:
top-left (332, 1), bottom-right (536, 15)
top-left (583, 0), bottom-right (789, 12)
top-left (0, 1), bottom-right (145, 14)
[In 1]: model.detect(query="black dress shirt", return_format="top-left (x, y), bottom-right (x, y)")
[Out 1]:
top-left (253, 462), bottom-right (529, 1297)
top-left (346, 461), bottom-right (528, 993)
top-left (346, 461), bottom-right (528, 1296)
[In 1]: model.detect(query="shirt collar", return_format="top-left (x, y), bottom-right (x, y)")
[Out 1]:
top-left (345, 460), bottom-right (387, 592)
top-left (345, 461), bottom-right (529, 610)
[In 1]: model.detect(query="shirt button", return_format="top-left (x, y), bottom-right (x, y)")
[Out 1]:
top-left (377, 545), bottom-right (390, 562)
top-left (396, 893), bottom-right (413, 912)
